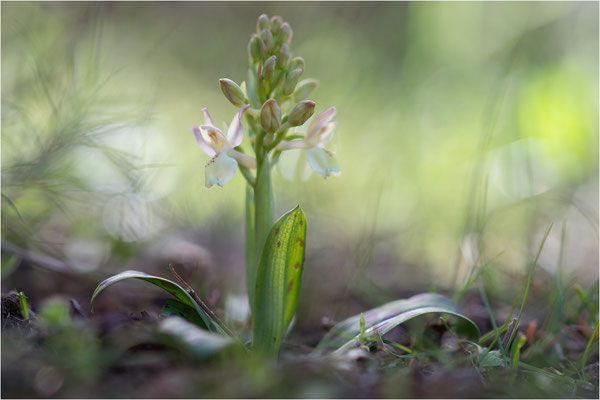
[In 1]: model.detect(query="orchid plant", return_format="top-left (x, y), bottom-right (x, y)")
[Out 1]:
top-left (91, 14), bottom-right (340, 358)
top-left (90, 13), bottom-right (484, 363)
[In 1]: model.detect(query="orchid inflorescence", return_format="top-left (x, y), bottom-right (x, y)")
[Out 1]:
top-left (191, 13), bottom-right (340, 188)
top-left (190, 14), bottom-right (341, 355)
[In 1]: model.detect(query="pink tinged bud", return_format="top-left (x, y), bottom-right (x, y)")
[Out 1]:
top-left (260, 99), bottom-right (282, 134)
top-left (270, 16), bottom-right (283, 36)
top-left (248, 35), bottom-right (261, 62)
top-left (289, 57), bottom-right (304, 72)
top-left (257, 14), bottom-right (270, 32)
top-left (263, 56), bottom-right (276, 82)
top-left (283, 68), bottom-right (303, 96)
top-left (278, 43), bottom-right (291, 69)
top-left (257, 59), bottom-right (263, 82)
top-left (293, 79), bottom-right (319, 101)
top-left (288, 100), bottom-right (315, 126)
top-left (257, 37), bottom-right (269, 60)
top-left (279, 22), bottom-right (293, 44)
top-left (260, 29), bottom-right (274, 51)
top-left (219, 79), bottom-right (246, 107)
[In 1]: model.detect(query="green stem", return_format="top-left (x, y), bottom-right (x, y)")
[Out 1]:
top-left (238, 165), bottom-right (255, 187)
top-left (265, 122), bottom-right (290, 152)
top-left (251, 156), bottom-right (274, 314)
top-left (245, 184), bottom-right (257, 309)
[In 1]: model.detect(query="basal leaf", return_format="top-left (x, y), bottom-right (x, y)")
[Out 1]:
top-left (252, 205), bottom-right (307, 356)
top-left (161, 299), bottom-right (209, 329)
top-left (159, 317), bottom-right (240, 360)
top-left (90, 270), bottom-right (220, 333)
top-left (314, 293), bottom-right (480, 354)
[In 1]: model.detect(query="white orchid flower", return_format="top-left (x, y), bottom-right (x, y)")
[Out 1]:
top-left (276, 107), bottom-right (340, 179)
top-left (191, 105), bottom-right (256, 187)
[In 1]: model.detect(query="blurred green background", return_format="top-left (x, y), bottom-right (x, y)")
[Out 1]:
top-left (2, 2), bottom-right (598, 318)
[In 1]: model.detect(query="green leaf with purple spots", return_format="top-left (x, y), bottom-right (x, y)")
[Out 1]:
top-left (252, 205), bottom-right (307, 357)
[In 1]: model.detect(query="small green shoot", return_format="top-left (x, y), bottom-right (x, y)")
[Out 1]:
top-left (358, 313), bottom-right (368, 349)
top-left (510, 332), bottom-right (527, 382)
top-left (18, 291), bottom-right (30, 320)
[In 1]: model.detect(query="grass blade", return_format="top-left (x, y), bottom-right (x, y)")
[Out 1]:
top-left (580, 320), bottom-right (599, 372)
top-left (505, 223), bottom-right (553, 350)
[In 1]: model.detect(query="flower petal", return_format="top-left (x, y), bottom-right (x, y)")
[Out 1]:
top-left (205, 152), bottom-right (238, 188)
top-left (202, 107), bottom-right (216, 127)
top-left (317, 122), bottom-right (336, 147)
top-left (227, 104), bottom-right (250, 148)
top-left (307, 107), bottom-right (336, 141)
top-left (277, 148), bottom-right (304, 181)
top-left (306, 147), bottom-right (340, 179)
top-left (191, 125), bottom-right (216, 156)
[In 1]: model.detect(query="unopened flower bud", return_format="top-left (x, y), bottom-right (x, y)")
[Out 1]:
top-left (270, 16), bottom-right (283, 36)
top-left (288, 100), bottom-right (316, 126)
top-left (278, 43), bottom-right (291, 69)
top-left (289, 57), bottom-right (305, 72)
top-left (293, 79), bottom-right (319, 101)
top-left (248, 35), bottom-right (261, 62)
top-left (283, 68), bottom-right (303, 96)
top-left (258, 37), bottom-right (269, 60)
top-left (263, 56), bottom-right (276, 82)
top-left (279, 22), bottom-right (293, 44)
top-left (260, 99), bottom-right (281, 134)
top-left (219, 79), bottom-right (246, 107)
top-left (260, 29), bottom-right (274, 51)
top-left (257, 14), bottom-right (270, 32)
